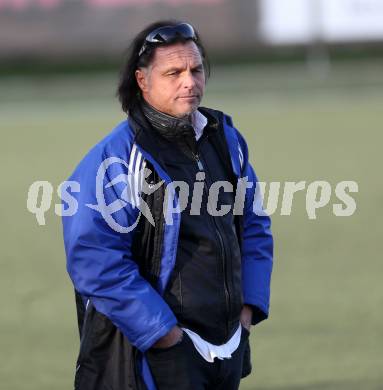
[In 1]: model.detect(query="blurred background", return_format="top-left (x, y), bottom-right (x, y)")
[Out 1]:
top-left (1, 1), bottom-right (382, 389)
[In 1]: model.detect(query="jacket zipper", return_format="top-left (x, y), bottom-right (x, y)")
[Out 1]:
top-left (150, 169), bottom-right (166, 285)
top-left (192, 150), bottom-right (231, 340)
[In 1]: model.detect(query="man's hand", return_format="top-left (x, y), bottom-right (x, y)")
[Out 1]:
top-left (151, 325), bottom-right (183, 349)
top-left (240, 304), bottom-right (253, 332)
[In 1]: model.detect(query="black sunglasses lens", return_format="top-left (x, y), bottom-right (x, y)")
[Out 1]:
top-left (139, 23), bottom-right (196, 57)
top-left (148, 23), bottom-right (196, 44)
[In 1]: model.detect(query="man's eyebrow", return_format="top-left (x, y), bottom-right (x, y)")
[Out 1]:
top-left (163, 66), bottom-right (182, 73)
top-left (162, 63), bottom-right (204, 73)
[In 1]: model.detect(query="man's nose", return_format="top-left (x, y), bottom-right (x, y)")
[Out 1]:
top-left (182, 70), bottom-right (197, 89)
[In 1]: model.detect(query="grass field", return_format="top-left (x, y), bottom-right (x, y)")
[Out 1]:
top-left (1, 61), bottom-right (382, 389)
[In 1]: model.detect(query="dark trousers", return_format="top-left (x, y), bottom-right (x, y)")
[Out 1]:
top-left (145, 326), bottom-right (250, 390)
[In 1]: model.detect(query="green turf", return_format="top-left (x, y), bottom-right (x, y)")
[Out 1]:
top-left (1, 61), bottom-right (382, 389)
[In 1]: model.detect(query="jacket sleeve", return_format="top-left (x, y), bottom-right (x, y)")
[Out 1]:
top-left (62, 145), bottom-right (177, 352)
top-left (236, 131), bottom-right (274, 326)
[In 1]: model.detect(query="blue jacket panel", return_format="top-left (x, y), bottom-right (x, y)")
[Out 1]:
top-left (235, 128), bottom-right (274, 318)
top-left (62, 122), bottom-right (178, 353)
top-left (62, 113), bottom-right (273, 356)
top-left (222, 117), bottom-right (274, 320)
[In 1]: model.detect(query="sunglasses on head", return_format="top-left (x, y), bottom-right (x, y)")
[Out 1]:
top-left (138, 23), bottom-right (198, 57)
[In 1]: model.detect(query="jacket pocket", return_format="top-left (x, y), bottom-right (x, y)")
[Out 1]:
top-left (163, 270), bottom-right (183, 316)
top-left (74, 302), bottom-right (105, 389)
top-left (74, 302), bottom-right (145, 390)
top-left (146, 329), bottom-right (187, 356)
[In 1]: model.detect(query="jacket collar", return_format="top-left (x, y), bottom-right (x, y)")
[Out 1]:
top-left (128, 100), bottom-right (221, 163)
top-left (139, 97), bottom-right (218, 140)
top-left (140, 97), bottom-right (195, 142)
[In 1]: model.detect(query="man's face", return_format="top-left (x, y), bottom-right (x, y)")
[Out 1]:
top-left (135, 41), bottom-right (206, 118)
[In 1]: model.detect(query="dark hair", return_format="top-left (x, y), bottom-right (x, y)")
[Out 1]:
top-left (116, 20), bottom-right (210, 114)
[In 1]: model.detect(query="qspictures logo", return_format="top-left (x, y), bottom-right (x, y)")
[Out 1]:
top-left (26, 157), bottom-right (358, 232)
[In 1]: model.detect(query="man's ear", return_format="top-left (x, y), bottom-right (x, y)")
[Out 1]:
top-left (135, 68), bottom-right (148, 92)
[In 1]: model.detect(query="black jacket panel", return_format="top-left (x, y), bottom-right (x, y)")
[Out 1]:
top-left (72, 103), bottom-right (252, 390)
top-left (133, 103), bottom-right (244, 344)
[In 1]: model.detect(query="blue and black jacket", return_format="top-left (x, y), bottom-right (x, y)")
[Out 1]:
top-left (62, 106), bottom-right (274, 389)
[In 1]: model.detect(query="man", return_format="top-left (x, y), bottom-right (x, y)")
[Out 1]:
top-left (62, 20), bottom-right (273, 390)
